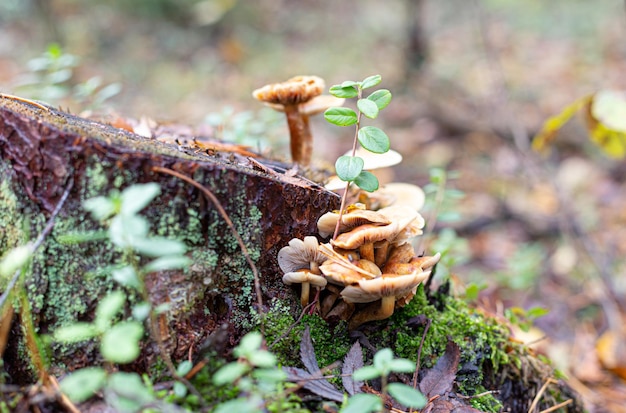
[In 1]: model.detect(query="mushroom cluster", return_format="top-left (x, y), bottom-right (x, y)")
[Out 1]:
top-left (277, 204), bottom-right (440, 329)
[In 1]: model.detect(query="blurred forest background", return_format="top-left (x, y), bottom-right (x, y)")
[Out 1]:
top-left (1, 1), bottom-right (626, 411)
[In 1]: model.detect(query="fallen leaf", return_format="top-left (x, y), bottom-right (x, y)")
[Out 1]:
top-left (342, 341), bottom-right (364, 395)
top-left (419, 339), bottom-right (460, 397)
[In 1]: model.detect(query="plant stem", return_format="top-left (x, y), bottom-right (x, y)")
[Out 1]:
top-left (332, 88), bottom-right (363, 240)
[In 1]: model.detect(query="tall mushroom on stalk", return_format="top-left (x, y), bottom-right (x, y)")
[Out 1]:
top-left (253, 75), bottom-right (333, 166)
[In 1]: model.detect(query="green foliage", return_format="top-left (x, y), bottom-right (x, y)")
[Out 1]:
top-left (350, 348), bottom-right (427, 411)
top-left (14, 43), bottom-right (121, 108)
top-left (505, 306), bottom-right (549, 332)
top-left (324, 74), bottom-right (393, 194)
top-left (53, 183), bottom-right (192, 410)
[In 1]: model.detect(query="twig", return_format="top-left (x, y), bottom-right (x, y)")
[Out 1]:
top-left (528, 378), bottom-right (557, 413)
top-left (411, 318), bottom-right (431, 391)
top-left (269, 301), bottom-right (316, 349)
top-left (0, 93), bottom-right (50, 112)
top-left (151, 166), bottom-right (265, 333)
top-left (539, 399), bottom-right (573, 413)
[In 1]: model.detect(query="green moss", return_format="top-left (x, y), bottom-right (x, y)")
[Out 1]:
top-left (0, 164), bottom-right (27, 275)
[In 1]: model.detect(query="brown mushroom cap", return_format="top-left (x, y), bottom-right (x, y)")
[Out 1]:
top-left (264, 94), bottom-right (346, 116)
top-left (252, 75), bottom-right (324, 106)
top-left (373, 183), bottom-right (426, 211)
top-left (277, 236), bottom-right (326, 274)
top-left (340, 270), bottom-right (430, 304)
top-left (317, 206), bottom-right (390, 238)
top-left (282, 269), bottom-right (328, 288)
top-left (331, 222), bottom-right (400, 250)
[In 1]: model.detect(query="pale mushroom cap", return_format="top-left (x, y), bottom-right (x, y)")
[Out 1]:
top-left (331, 222), bottom-right (400, 250)
top-left (378, 183), bottom-right (426, 211)
top-left (277, 236), bottom-right (326, 274)
top-left (342, 148), bottom-right (403, 170)
top-left (282, 269), bottom-right (328, 288)
top-left (317, 207), bottom-right (390, 238)
top-left (252, 75), bottom-right (324, 106)
top-left (324, 175), bottom-right (348, 191)
top-left (340, 270), bottom-right (431, 303)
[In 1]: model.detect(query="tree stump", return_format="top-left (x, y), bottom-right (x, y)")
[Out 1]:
top-left (0, 96), bottom-right (340, 382)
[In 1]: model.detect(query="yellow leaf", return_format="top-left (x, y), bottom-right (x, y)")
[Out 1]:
top-left (532, 96), bottom-right (590, 153)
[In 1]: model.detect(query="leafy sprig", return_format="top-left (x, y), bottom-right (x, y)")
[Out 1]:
top-left (324, 74), bottom-right (392, 239)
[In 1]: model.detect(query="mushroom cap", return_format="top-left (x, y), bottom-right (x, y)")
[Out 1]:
top-left (282, 269), bottom-right (328, 288)
top-left (342, 148), bottom-right (403, 170)
top-left (317, 206), bottom-right (390, 238)
top-left (340, 270), bottom-right (431, 303)
top-left (377, 183), bottom-right (426, 211)
top-left (264, 95), bottom-right (346, 116)
top-left (331, 222), bottom-right (400, 250)
top-left (252, 75), bottom-right (324, 106)
top-left (318, 243), bottom-right (379, 285)
top-left (377, 205), bottom-right (425, 244)
top-left (277, 236), bottom-right (326, 274)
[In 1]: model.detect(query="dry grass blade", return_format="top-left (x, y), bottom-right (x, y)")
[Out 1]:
top-left (528, 377), bottom-right (557, 413)
top-left (318, 243), bottom-right (377, 279)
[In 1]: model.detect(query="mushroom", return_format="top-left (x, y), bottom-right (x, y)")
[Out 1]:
top-left (252, 75), bottom-right (326, 166)
top-left (277, 236), bottom-right (327, 306)
top-left (282, 270), bottom-right (327, 307)
top-left (363, 182), bottom-right (426, 211)
top-left (317, 204), bottom-right (390, 238)
top-left (341, 269), bottom-right (432, 329)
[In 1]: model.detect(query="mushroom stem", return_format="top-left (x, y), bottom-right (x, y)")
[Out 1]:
top-left (284, 104), bottom-right (312, 166)
top-left (300, 281), bottom-right (311, 307)
top-left (348, 296), bottom-right (396, 329)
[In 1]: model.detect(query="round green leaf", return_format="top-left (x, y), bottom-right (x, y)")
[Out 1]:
top-left (112, 265), bottom-right (140, 289)
top-left (235, 331), bottom-right (263, 356)
top-left (60, 367), bottom-right (107, 403)
top-left (358, 126), bottom-right (390, 153)
top-left (367, 89), bottom-right (392, 110)
top-left (106, 372), bottom-right (155, 411)
top-left (143, 255), bottom-right (192, 273)
top-left (54, 322), bottom-right (99, 343)
top-left (388, 357), bottom-right (416, 373)
top-left (248, 350), bottom-right (277, 368)
top-left (120, 183), bottom-right (161, 216)
top-left (387, 383), bottom-right (427, 409)
top-left (329, 84), bottom-right (359, 99)
top-left (213, 362), bottom-right (249, 386)
top-left (335, 156), bottom-right (364, 182)
top-left (340, 393), bottom-right (382, 413)
top-left (354, 171), bottom-right (379, 192)
top-left (95, 290), bottom-right (126, 331)
top-left (176, 360), bottom-right (193, 376)
top-left (373, 348), bottom-right (394, 371)
top-left (131, 301), bottom-right (151, 321)
top-left (324, 107), bottom-right (358, 126)
top-left (101, 321), bottom-right (143, 363)
top-left (361, 75), bottom-right (382, 89)
top-left (352, 365), bottom-right (380, 382)
top-left (357, 98), bottom-right (379, 119)
top-left (0, 245), bottom-right (32, 277)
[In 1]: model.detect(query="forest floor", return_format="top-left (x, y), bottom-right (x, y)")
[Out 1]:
top-left (1, 1), bottom-right (625, 412)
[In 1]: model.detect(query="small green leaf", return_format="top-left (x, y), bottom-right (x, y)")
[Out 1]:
top-left (213, 362), bottom-right (249, 386)
top-left (235, 331), bottom-right (263, 356)
top-left (173, 381), bottom-right (187, 397)
top-left (143, 255), bottom-right (192, 273)
top-left (60, 367), bottom-right (107, 403)
top-left (131, 301), bottom-right (151, 321)
top-left (340, 393), bottom-right (382, 413)
top-left (132, 237), bottom-right (187, 257)
top-left (120, 183), bottom-right (161, 216)
top-left (56, 231), bottom-right (108, 244)
top-left (106, 372), bottom-right (155, 412)
top-left (357, 99), bottom-right (379, 119)
top-left (352, 365), bottom-right (380, 381)
top-left (177, 360), bottom-right (193, 376)
top-left (329, 84), bottom-right (359, 99)
top-left (94, 290), bottom-right (126, 332)
top-left (358, 126), bottom-right (390, 153)
top-left (252, 368), bottom-right (287, 382)
top-left (361, 75), bottom-right (382, 89)
top-left (367, 89), bottom-right (392, 110)
top-left (373, 348), bottom-right (394, 371)
top-left (354, 171), bottom-right (379, 192)
top-left (101, 321), bottom-right (143, 363)
top-left (214, 397), bottom-right (263, 413)
top-left (0, 245), bottom-right (32, 278)
top-left (54, 323), bottom-right (99, 343)
top-left (324, 107), bottom-right (358, 126)
top-left (83, 195), bottom-right (117, 221)
top-left (248, 350), bottom-right (277, 368)
top-left (387, 358), bottom-right (415, 373)
top-left (335, 156), bottom-right (364, 182)
top-left (112, 265), bottom-right (140, 289)
top-left (108, 215), bottom-right (149, 249)
top-left (387, 383), bottom-right (427, 408)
